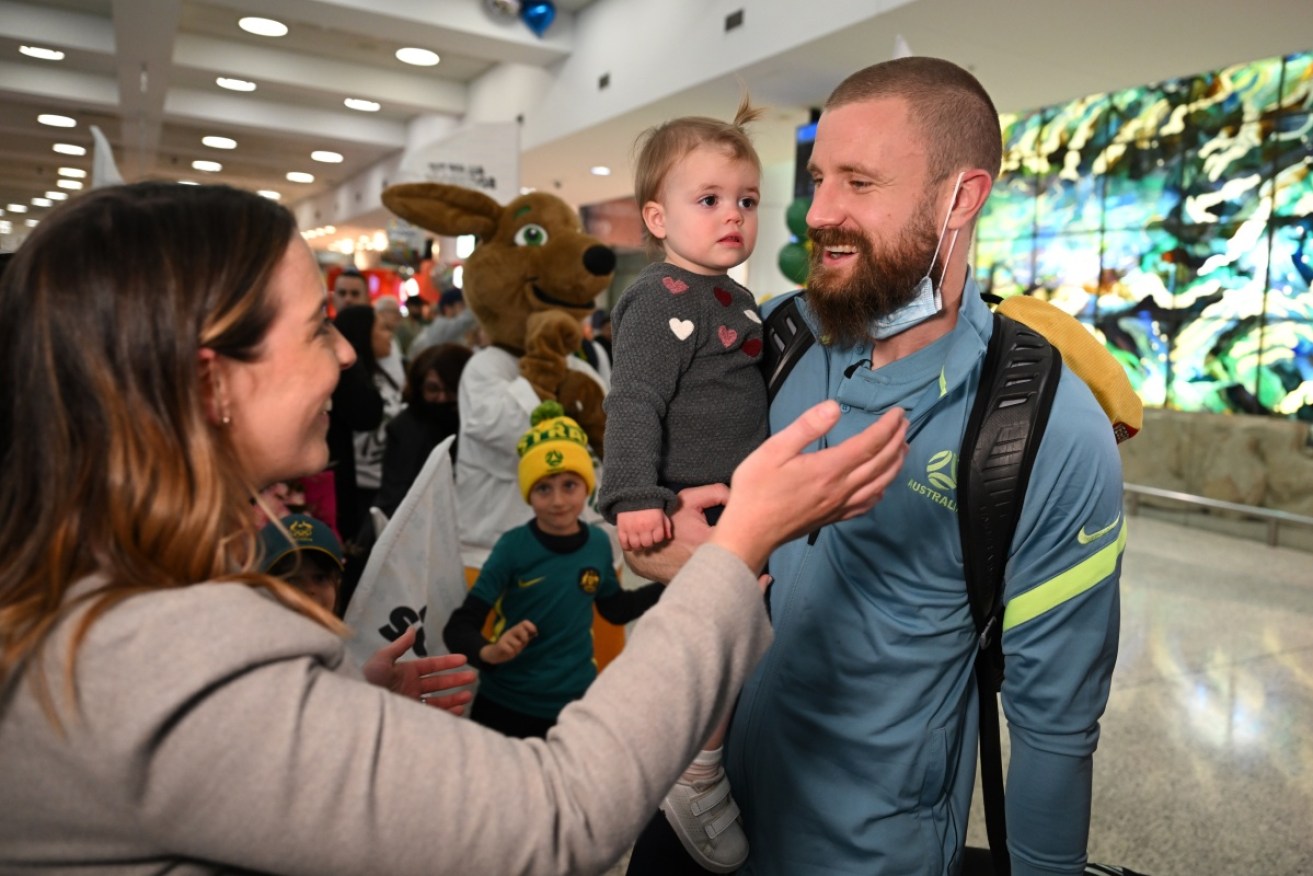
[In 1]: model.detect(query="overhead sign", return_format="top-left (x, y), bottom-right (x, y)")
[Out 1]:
top-left (397, 121), bottom-right (520, 205)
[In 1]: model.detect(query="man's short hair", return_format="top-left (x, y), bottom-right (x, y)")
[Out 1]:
top-left (826, 56), bottom-right (1002, 183)
top-left (438, 287), bottom-right (464, 310)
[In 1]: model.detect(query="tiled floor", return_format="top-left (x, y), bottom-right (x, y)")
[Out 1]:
top-left (605, 511), bottom-right (1313, 875)
top-left (1071, 512), bottom-right (1312, 875)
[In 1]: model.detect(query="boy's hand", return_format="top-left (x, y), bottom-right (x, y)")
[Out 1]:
top-left (480, 619), bottom-right (538, 665)
top-left (617, 508), bottom-right (672, 551)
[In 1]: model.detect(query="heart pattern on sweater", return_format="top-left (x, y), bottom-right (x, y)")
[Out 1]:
top-left (717, 325), bottom-right (738, 348)
top-left (742, 338), bottom-right (762, 358)
top-left (669, 318), bottom-right (694, 340)
top-left (662, 276), bottom-right (690, 294)
top-left (713, 287), bottom-right (732, 307)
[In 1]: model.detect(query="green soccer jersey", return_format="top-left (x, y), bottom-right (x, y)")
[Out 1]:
top-left (470, 524), bottom-right (620, 719)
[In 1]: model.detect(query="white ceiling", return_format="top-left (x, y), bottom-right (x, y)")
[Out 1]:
top-left (2, 0), bottom-right (1311, 252)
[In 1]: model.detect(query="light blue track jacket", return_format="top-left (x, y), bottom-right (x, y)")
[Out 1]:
top-left (726, 280), bottom-right (1124, 876)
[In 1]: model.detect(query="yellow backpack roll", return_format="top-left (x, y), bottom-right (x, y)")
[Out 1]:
top-left (995, 295), bottom-right (1143, 443)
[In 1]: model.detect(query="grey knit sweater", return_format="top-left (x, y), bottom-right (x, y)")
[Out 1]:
top-left (600, 261), bottom-right (768, 521)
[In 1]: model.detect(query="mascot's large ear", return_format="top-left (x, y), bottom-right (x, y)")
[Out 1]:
top-left (381, 183), bottom-right (501, 239)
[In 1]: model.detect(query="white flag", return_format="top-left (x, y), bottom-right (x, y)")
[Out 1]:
top-left (343, 436), bottom-right (468, 669)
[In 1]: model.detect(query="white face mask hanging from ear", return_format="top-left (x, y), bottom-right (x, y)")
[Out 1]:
top-left (869, 171), bottom-right (965, 341)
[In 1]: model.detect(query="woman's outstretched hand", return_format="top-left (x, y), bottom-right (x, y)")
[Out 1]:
top-left (362, 625), bottom-right (478, 715)
top-left (710, 401), bottom-right (908, 575)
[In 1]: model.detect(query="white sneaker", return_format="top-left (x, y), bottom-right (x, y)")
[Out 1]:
top-left (660, 769), bottom-right (749, 873)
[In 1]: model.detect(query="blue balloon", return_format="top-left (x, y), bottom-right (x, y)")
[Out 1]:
top-left (521, 0), bottom-right (555, 37)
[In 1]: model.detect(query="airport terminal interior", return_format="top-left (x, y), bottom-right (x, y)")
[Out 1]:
top-left (3, 1), bottom-right (1312, 873)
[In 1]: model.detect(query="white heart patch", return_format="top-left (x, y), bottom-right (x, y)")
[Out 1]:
top-left (745, 310), bottom-right (762, 324)
top-left (669, 318), bottom-right (694, 340)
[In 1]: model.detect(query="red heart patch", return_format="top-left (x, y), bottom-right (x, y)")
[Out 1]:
top-left (742, 338), bottom-right (762, 358)
top-left (717, 325), bottom-right (738, 348)
top-left (713, 287), bottom-right (732, 307)
top-left (662, 276), bottom-right (690, 294)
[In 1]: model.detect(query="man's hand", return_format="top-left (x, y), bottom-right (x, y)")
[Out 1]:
top-left (479, 619), bottom-right (538, 665)
top-left (362, 625), bottom-right (478, 716)
top-left (623, 483), bottom-right (730, 584)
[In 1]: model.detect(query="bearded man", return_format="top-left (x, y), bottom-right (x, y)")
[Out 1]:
top-left (625, 57), bottom-right (1124, 876)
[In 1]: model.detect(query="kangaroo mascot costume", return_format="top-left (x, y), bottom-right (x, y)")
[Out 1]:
top-left (382, 183), bottom-right (625, 667)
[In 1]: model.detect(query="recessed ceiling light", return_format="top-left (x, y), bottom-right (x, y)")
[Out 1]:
top-left (192, 160), bottom-right (222, 173)
top-left (395, 47), bottom-right (439, 66)
top-left (26, 219), bottom-right (39, 227)
top-left (38, 114), bottom-right (76, 128)
top-left (45, 191), bottom-right (68, 200)
top-left (20, 45), bottom-right (64, 61)
top-left (7, 204), bottom-right (28, 213)
top-left (590, 166), bottom-right (612, 176)
top-left (57, 179), bottom-right (83, 190)
top-left (58, 167), bottom-right (86, 178)
top-left (344, 98), bottom-right (381, 112)
top-left (202, 136), bottom-right (237, 149)
top-left (216, 76), bottom-right (257, 92)
top-left (31, 197), bottom-right (52, 207)
top-left (178, 180), bottom-right (199, 186)
top-left (286, 171), bottom-right (314, 184)
top-left (53, 143), bottom-right (86, 156)
top-left (258, 190), bottom-right (281, 200)
top-left (311, 150), bottom-right (343, 164)
top-left (238, 16), bottom-right (288, 37)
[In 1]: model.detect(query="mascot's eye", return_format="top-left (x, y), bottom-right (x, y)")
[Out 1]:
top-left (514, 224), bottom-right (549, 247)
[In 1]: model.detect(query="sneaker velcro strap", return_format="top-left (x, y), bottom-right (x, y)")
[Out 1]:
top-left (704, 798), bottom-right (742, 839)
top-left (689, 777), bottom-right (732, 816)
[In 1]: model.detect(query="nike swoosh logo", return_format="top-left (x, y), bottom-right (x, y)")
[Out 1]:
top-left (1077, 514), bottom-right (1121, 545)
top-left (518, 576), bottom-right (546, 589)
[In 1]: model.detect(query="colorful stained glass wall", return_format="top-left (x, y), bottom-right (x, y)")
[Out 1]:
top-left (974, 51), bottom-right (1313, 419)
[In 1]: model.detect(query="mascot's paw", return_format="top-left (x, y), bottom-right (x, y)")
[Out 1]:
top-left (521, 310), bottom-right (583, 400)
top-left (525, 310), bottom-right (582, 359)
top-left (559, 371), bottom-right (606, 459)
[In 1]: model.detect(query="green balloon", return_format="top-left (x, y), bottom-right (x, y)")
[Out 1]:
top-left (785, 197), bottom-right (811, 238)
top-left (778, 242), bottom-right (810, 286)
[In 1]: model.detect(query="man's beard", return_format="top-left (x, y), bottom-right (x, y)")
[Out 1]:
top-left (806, 205), bottom-right (940, 348)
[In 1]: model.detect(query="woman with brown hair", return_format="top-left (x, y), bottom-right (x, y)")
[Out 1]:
top-left (0, 181), bottom-right (908, 874)
top-left (375, 342), bottom-right (473, 518)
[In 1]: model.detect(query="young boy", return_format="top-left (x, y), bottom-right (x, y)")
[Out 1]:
top-left (442, 401), bottom-right (662, 740)
top-left (259, 512), bottom-right (348, 614)
top-left (259, 513), bottom-right (476, 714)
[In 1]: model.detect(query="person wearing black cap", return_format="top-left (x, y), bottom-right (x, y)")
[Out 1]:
top-left (410, 286), bottom-right (478, 355)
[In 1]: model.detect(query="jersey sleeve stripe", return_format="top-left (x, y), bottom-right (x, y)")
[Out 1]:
top-left (1002, 519), bottom-right (1127, 632)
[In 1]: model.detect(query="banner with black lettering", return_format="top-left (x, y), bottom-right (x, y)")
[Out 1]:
top-left (344, 437), bottom-right (468, 672)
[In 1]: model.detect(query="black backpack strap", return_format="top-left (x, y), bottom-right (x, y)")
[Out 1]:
top-left (957, 311), bottom-right (1062, 876)
top-left (763, 293), bottom-right (816, 403)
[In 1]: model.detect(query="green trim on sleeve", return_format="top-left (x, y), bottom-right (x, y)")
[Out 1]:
top-left (1002, 518), bottom-right (1127, 632)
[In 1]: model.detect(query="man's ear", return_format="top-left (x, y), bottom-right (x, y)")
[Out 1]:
top-left (641, 201), bottom-right (667, 240)
top-left (947, 169), bottom-right (994, 231)
top-left (197, 347), bottom-right (226, 426)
